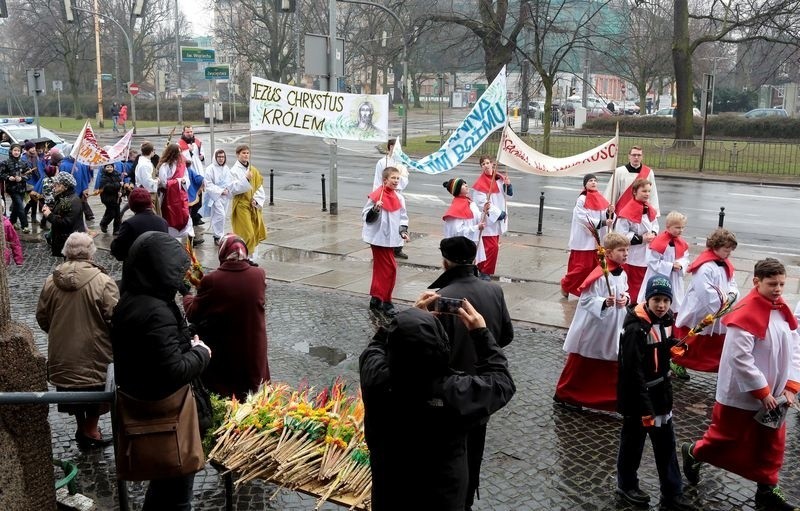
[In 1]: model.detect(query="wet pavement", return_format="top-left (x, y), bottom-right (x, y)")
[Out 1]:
top-left (5, 192), bottom-right (800, 510)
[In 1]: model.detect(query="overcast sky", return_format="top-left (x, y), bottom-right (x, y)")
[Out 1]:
top-left (178, 0), bottom-right (213, 37)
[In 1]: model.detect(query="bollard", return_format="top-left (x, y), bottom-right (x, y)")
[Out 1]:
top-left (269, 169), bottom-right (274, 206)
top-left (718, 206), bottom-right (725, 227)
top-left (321, 174), bottom-right (327, 212)
top-left (536, 191), bottom-right (545, 236)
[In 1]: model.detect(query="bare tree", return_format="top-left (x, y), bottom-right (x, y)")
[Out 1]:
top-left (429, 0), bottom-right (529, 83)
top-left (594, 0), bottom-right (672, 115)
top-left (668, 0), bottom-right (800, 140)
top-left (520, 0), bottom-right (611, 153)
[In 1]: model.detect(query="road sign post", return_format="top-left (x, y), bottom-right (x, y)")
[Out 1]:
top-left (128, 83), bottom-right (140, 96)
top-left (180, 47), bottom-right (216, 63)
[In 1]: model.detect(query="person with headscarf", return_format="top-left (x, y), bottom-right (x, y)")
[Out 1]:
top-left (228, 144), bottom-right (266, 256)
top-left (360, 301), bottom-right (516, 511)
top-left (202, 149), bottom-right (233, 245)
top-left (110, 187), bottom-right (169, 261)
top-left (183, 234), bottom-right (268, 400)
top-left (42, 172), bottom-right (86, 257)
top-left (111, 231), bottom-right (211, 510)
top-left (34, 149), bottom-right (63, 230)
top-left (36, 232), bottom-right (119, 448)
top-left (560, 173), bottom-right (612, 298)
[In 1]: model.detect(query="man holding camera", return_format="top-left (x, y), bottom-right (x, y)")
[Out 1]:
top-left (427, 235), bottom-right (514, 510)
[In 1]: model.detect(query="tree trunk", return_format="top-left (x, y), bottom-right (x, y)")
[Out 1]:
top-left (370, 60), bottom-right (378, 93)
top-left (672, 0), bottom-right (695, 144)
top-left (483, 41), bottom-right (513, 83)
top-left (542, 77), bottom-right (554, 154)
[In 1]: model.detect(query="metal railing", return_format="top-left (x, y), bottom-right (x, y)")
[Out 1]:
top-left (476, 131), bottom-right (800, 177)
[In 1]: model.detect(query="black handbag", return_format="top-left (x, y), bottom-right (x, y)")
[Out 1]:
top-left (192, 378), bottom-right (213, 436)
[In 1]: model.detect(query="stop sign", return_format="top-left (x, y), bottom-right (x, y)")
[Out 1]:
top-left (129, 83), bottom-right (140, 95)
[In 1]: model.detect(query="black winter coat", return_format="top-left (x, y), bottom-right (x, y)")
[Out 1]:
top-left (112, 231), bottom-right (209, 401)
top-left (428, 265), bottom-right (514, 373)
top-left (110, 210), bottom-right (169, 261)
top-left (617, 303), bottom-right (678, 418)
top-left (0, 155), bottom-right (30, 194)
top-left (48, 191), bottom-right (86, 257)
top-left (98, 169), bottom-right (122, 205)
top-left (360, 315), bottom-right (515, 511)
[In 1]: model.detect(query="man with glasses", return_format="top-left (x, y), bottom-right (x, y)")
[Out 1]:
top-left (605, 146), bottom-right (660, 215)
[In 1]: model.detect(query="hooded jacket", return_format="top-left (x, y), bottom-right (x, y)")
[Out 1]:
top-left (360, 308), bottom-right (515, 511)
top-left (112, 231), bottom-right (210, 401)
top-left (36, 260), bottom-right (119, 388)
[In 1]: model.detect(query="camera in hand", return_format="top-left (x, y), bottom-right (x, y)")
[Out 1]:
top-left (435, 296), bottom-right (464, 315)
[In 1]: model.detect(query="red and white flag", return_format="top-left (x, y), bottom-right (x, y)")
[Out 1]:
top-left (497, 125), bottom-right (618, 176)
top-left (70, 121), bottom-right (131, 166)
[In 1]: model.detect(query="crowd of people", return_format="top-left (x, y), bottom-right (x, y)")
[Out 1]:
top-left (3, 131), bottom-right (800, 511)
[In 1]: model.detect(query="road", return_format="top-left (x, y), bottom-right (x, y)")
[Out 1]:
top-left (206, 128), bottom-right (800, 262)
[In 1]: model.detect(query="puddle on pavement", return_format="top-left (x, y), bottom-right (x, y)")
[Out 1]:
top-left (292, 342), bottom-right (348, 366)
top-left (262, 246), bottom-right (348, 263)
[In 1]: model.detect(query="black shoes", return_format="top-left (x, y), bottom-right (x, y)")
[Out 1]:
top-left (369, 297), bottom-right (382, 311)
top-left (395, 250), bottom-right (408, 259)
top-left (661, 494), bottom-right (698, 511)
top-left (100, 224), bottom-right (108, 233)
top-left (616, 487), bottom-right (651, 507)
top-left (381, 302), bottom-right (398, 317)
top-left (755, 484), bottom-right (799, 511)
top-left (369, 297), bottom-right (398, 317)
top-left (193, 236), bottom-right (205, 246)
top-left (75, 431), bottom-right (113, 450)
top-left (681, 442), bottom-right (701, 485)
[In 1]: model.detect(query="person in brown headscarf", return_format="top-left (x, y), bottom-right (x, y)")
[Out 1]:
top-left (183, 234), bottom-right (269, 399)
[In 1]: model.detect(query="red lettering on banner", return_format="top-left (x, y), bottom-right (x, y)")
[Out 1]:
top-left (502, 138), bottom-right (532, 166)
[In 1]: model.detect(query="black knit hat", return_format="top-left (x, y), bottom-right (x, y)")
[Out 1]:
top-left (583, 173), bottom-right (598, 187)
top-left (443, 178), bottom-right (466, 197)
top-left (645, 274), bottom-right (673, 301)
top-left (439, 236), bottom-right (477, 264)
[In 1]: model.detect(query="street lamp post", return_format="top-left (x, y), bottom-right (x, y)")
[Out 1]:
top-left (74, 5), bottom-right (137, 133)
top-left (335, 0), bottom-right (408, 145)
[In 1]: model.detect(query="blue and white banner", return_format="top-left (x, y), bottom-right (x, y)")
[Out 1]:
top-left (393, 67), bottom-right (507, 174)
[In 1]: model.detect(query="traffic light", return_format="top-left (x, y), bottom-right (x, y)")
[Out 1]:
top-left (570, 87), bottom-right (576, 96)
top-left (0, 0), bottom-right (8, 19)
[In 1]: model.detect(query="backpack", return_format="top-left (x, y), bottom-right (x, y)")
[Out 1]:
top-left (160, 161), bottom-right (189, 230)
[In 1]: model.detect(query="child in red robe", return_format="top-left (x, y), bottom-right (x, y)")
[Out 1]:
top-left (560, 173), bottom-right (612, 298)
top-left (637, 211), bottom-right (689, 310)
top-left (613, 178), bottom-right (658, 302)
top-left (554, 233), bottom-right (629, 412)
top-left (362, 167), bottom-right (409, 317)
top-left (682, 258), bottom-right (800, 511)
top-left (671, 228), bottom-right (738, 379)
top-left (470, 155), bottom-right (512, 280)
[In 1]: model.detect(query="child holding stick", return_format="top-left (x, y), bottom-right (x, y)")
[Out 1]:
top-left (671, 228), bottom-right (738, 379)
top-left (554, 233), bottom-right (630, 412)
top-left (613, 178), bottom-right (658, 302)
top-left (442, 177), bottom-right (485, 265)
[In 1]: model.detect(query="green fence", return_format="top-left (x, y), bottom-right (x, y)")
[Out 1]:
top-left (469, 132), bottom-right (800, 177)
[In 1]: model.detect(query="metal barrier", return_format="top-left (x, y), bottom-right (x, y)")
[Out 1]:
top-left (269, 169), bottom-right (275, 206)
top-left (0, 390), bottom-right (130, 511)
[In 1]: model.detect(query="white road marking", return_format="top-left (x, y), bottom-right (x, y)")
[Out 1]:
top-left (404, 193), bottom-right (447, 205)
top-left (729, 193), bottom-right (800, 201)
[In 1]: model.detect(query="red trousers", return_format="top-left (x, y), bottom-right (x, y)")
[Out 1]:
top-left (624, 264), bottom-right (647, 303)
top-left (694, 402), bottom-right (785, 485)
top-left (560, 250), bottom-right (597, 297)
top-left (477, 235), bottom-right (499, 276)
top-left (370, 245), bottom-right (397, 303)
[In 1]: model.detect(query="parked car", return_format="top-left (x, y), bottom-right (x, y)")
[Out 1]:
top-left (0, 117), bottom-right (65, 161)
top-left (743, 108), bottom-right (788, 118)
top-left (652, 107), bottom-right (702, 117)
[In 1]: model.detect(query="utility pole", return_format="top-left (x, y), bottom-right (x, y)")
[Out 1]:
top-left (175, 0), bottom-right (183, 123)
top-left (328, 0), bottom-right (338, 215)
top-left (93, 0), bottom-right (104, 127)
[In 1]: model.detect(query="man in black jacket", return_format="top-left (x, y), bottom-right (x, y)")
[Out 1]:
top-left (360, 304), bottom-right (515, 511)
top-left (111, 187), bottom-right (169, 261)
top-left (427, 236), bottom-right (514, 510)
